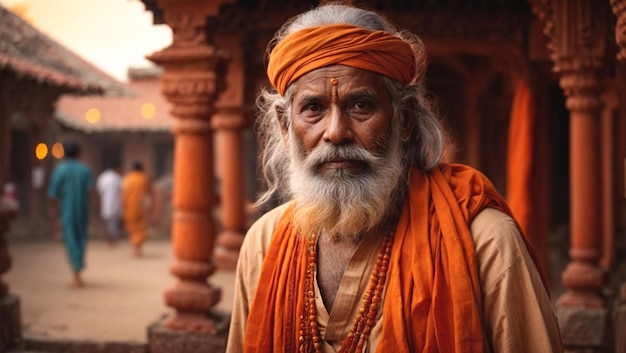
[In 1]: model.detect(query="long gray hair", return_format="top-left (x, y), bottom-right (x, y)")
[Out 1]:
top-left (255, 3), bottom-right (445, 206)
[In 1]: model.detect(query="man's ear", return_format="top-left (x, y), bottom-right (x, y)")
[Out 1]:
top-left (401, 101), bottom-right (417, 142)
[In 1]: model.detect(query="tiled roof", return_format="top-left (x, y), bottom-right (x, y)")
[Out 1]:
top-left (0, 4), bottom-right (135, 96)
top-left (56, 67), bottom-right (173, 132)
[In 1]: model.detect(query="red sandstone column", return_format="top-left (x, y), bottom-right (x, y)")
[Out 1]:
top-left (147, 0), bottom-right (230, 333)
top-left (531, 0), bottom-right (608, 308)
top-left (600, 90), bottom-right (617, 270)
top-left (212, 34), bottom-right (251, 270)
top-left (213, 107), bottom-right (249, 269)
top-left (559, 70), bottom-right (604, 307)
top-left (610, 0), bottom-right (626, 272)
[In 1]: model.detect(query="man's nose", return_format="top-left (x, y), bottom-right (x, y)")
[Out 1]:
top-left (323, 106), bottom-right (353, 144)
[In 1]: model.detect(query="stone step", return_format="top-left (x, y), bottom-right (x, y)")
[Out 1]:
top-left (17, 337), bottom-right (148, 353)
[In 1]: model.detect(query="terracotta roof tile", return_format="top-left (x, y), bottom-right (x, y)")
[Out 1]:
top-left (0, 4), bottom-right (135, 96)
top-left (56, 71), bottom-right (173, 132)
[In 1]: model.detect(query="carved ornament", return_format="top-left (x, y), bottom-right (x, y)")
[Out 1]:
top-left (161, 72), bottom-right (222, 100)
top-left (530, 0), bottom-right (607, 68)
top-left (396, 12), bottom-right (523, 44)
top-left (164, 282), bottom-right (220, 311)
top-left (159, 71), bottom-right (225, 120)
top-left (165, 312), bottom-right (220, 335)
top-left (558, 71), bottom-right (603, 112)
top-left (210, 109), bottom-right (250, 130)
top-left (569, 247), bottom-right (602, 265)
top-left (165, 12), bottom-right (207, 47)
top-left (560, 261), bottom-right (605, 307)
top-left (530, 0), bottom-right (607, 114)
top-left (612, 0), bottom-right (626, 60)
top-left (172, 118), bottom-right (213, 134)
top-left (172, 105), bottom-right (216, 121)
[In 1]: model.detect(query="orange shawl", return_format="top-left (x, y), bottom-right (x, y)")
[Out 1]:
top-left (244, 164), bottom-right (543, 352)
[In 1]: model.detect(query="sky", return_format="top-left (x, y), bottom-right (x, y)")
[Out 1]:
top-left (0, 0), bottom-right (172, 82)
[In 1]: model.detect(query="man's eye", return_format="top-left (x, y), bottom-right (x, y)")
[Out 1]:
top-left (303, 103), bottom-right (322, 112)
top-left (353, 101), bottom-right (373, 111)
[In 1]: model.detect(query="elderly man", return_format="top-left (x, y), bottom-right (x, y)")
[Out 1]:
top-left (227, 4), bottom-right (562, 353)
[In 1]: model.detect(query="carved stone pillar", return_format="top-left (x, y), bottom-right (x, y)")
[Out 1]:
top-left (610, 2), bottom-right (626, 351)
top-left (532, 0), bottom-right (607, 310)
top-left (213, 107), bottom-right (249, 270)
top-left (558, 68), bottom-right (605, 309)
top-left (146, 0), bottom-right (230, 337)
top-left (531, 0), bottom-right (610, 350)
top-left (211, 33), bottom-right (251, 270)
top-left (530, 2), bottom-right (613, 351)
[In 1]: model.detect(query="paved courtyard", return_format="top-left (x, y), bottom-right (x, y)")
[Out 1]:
top-left (3, 237), bottom-right (236, 344)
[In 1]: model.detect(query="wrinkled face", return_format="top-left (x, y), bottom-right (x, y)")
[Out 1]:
top-left (286, 65), bottom-right (395, 176)
top-left (282, 65), bottom-right (406, 240)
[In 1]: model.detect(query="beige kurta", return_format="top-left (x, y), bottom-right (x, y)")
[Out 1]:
top-left (226, 204), bottom-right (563, 353)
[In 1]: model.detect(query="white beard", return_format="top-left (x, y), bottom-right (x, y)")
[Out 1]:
top-left (286, 126), bottom-right (405, 241)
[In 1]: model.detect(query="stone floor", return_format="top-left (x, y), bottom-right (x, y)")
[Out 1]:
top-left (3, 236), bottom-right (235, 345)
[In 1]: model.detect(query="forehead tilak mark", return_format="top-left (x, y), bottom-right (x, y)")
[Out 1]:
top-left (330, 77), bottom-right (339, 100)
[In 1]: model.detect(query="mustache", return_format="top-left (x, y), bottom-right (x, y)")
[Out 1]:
top-left (303, 143), bottom-right (383, 171)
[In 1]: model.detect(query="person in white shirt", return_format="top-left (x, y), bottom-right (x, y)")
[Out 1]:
top-left (96, 160), bottom-right (123, 245)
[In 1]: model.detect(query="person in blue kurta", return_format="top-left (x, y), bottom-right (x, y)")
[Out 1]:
top-left (47, 141), bottom-right (94, 288)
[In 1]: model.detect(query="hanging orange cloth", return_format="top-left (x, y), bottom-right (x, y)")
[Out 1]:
top-left (244, 164), bottom-right (545, 353)
top-left (506, 79), bottom-right (535, 239)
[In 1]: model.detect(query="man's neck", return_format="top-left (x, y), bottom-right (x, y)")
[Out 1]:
top-left (316, 224), bottom-right (390, 311)
top-left (316, 231), bottom-right (361, 312)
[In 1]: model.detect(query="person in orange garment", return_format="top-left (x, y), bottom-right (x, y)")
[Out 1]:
top-left (122, 160), bottom-right (152, 257)
top-left (226, 4), bottom-right (563, 353)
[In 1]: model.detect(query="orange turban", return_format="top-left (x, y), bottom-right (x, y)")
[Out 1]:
top-left (267, 24), bottom-right (418, 95)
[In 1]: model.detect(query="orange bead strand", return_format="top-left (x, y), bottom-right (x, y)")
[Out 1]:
top-left (298, 234), bottom-right (392, 353)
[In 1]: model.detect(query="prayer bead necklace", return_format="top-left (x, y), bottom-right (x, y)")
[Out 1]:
top-left (298, 233), bottom-right (393, 353)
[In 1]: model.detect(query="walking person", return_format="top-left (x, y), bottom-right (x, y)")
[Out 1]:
top-left (227, 4), bottom-right (563, 353)
top-left (96, 160), bottom-right (123, 245)
top-left (47, 141), bottom-right (94, 288)
top-left (122, 161), bottom-right (152, 257)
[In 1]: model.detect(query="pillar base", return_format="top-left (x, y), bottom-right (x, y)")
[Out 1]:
top-left (617, 300), bottom-right (626, 353)
top-left (0, 294), bottom-right (22, 351)
top-left (557, 306), bottom-right (607, 350)
top-left (557, 289), bottom-right (604, 308)
top-left (148, 311), bottom-right (230, 353)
